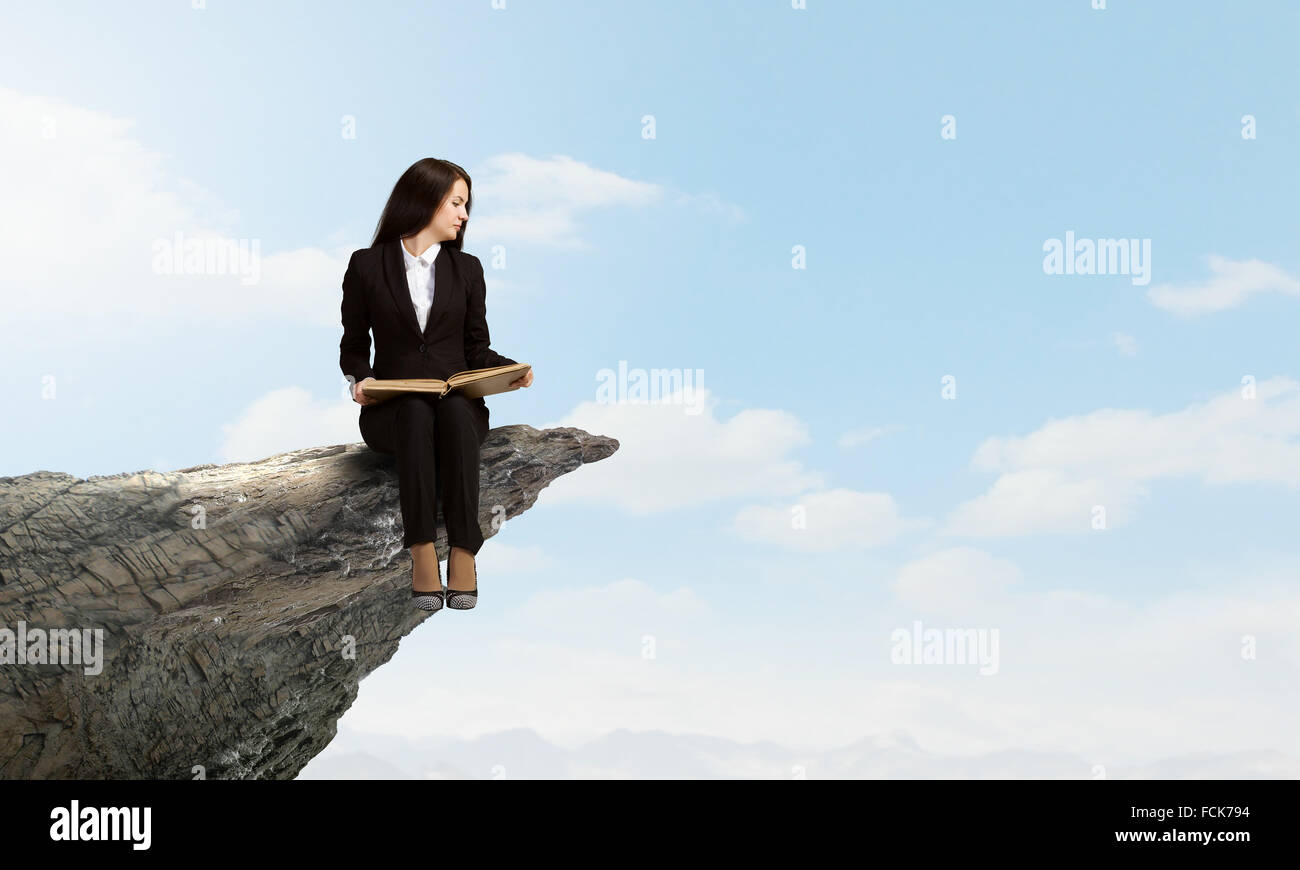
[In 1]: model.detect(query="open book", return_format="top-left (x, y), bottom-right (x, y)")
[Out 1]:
top-left (360, 363), bottom-right (531, 401)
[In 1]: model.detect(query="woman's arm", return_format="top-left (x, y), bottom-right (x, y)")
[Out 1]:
top-left (463, 254), bottom-right (517, 370)
top-left (339, 250), bottom-right (376, 384)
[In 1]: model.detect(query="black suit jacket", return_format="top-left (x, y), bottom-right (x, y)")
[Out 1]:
top-left (339, 238), bottom-right (517, 416)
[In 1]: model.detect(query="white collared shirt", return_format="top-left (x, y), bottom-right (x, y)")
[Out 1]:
top-left (400, 238), bottom-right (441, 332)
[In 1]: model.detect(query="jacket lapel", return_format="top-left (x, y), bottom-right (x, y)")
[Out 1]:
top-left (383, 238), bottom-right (423, 342)
top-left (425, 242), bottom-right (457, 336)
top-left (383, 238), bottom-right (460, 341)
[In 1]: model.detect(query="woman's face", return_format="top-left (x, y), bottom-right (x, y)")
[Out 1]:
top-left (430, 178), bottom-right (470, 242)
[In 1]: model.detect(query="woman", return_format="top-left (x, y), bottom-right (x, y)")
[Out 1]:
top-left (339, 158), bottom-right (533, 613)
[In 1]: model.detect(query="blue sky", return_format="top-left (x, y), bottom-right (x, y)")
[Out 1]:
top-left (2, 1), bottom-right (1298, 775)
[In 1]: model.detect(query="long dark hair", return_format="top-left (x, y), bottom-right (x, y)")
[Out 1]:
top-left (371, 158), bottom-right (473, 250)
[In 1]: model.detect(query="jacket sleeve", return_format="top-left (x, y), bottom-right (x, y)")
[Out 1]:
top-left (463, 254), bottom-right (517, 370)
top-left (339, 249), bottom-right (375, 384)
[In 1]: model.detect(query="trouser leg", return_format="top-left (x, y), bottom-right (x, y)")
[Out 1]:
top-left (359, 394), bottom-right (440, 549)
top-left (434, 393), bottom-right (489, 556)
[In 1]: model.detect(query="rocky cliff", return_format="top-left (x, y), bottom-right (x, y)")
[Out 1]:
top-left (0, 425), bottom-right (618, 779)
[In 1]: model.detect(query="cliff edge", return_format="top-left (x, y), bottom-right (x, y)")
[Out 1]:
top-left (0, 425), bottom-right (618, 779)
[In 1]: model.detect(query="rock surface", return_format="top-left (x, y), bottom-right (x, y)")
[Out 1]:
top-left (0, 425), bottom-right (618, 779)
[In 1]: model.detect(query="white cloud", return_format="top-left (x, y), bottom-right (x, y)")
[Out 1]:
top-left (465, 153), bottom-right (663, 249)
top-left (0, 85), bottom-right (351, 327)
top-left (731, 488), bottom-right (924, 551)
top-left (217, 386), bottom-right (360, 464)
top-left (891, 546), bottom-right (1023, 616)
top-left (0, 86), bottom-right (728, 342)
top-left (503, 577), bottom-right (712, 651)
top-left (340, 576), bottom-right (720, 746)
top-left (465, 152), bottom-right (743, 249)
top-left (947, 469), bottom-right (1150, 538)
top-left (476, 540), bottom-right (555, 574)
top-left (670, 190), bottom-right (747, 222)
top-left (837, 424), bottom-right (898, 448)
top-left (331, 556), bottom-right (1300, 770)
top-left (535, 387), bottom-right (824, 514)
top-left (1147, 254), bottom-right (1300, 315)
top-left (1110, 331), bottom-right (1138, 356)
top-left (946, 377), bottom-right (1300, 537)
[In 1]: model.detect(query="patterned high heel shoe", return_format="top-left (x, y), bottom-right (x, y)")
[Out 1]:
top-left (447, 559), bottom-right (477, 610)
top-left (411, 553), bottom-right (445, 613)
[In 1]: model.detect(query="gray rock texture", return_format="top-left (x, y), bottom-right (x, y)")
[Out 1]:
top-left (0, 425), bottom-right (617, 779)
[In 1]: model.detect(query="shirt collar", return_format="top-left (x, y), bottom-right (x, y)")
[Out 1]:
top-left (400, 238), bottom-right (440, 268)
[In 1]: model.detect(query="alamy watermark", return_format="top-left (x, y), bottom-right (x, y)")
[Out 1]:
top-left (890, 619), bottom-right (999, 676)
top-left (596, 361), bottom-right (704, 414)
top-left (1042, 230), bottom-right (1150, 286)
top-left (152, 231), bottom-right (261, 285)
top-left (0, 621), bottom-right (104, 676)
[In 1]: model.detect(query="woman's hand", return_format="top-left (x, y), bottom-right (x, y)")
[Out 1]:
top-left (352, 377), bottom-right (381, 405)
top-left (508, 369), bottom-right (534, 390)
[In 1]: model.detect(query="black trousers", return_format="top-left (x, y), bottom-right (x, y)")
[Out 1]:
top-left (358, 392), bottom-right (490, 554)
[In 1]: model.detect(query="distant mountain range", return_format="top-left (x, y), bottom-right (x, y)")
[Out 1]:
top-left (296, 726), bottom-right (1300, 779)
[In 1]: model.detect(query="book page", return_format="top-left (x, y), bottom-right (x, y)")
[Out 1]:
top-left (360, 379), bottom-right (448, 400)
top-left (447, 364), bottom-right (531, 398)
